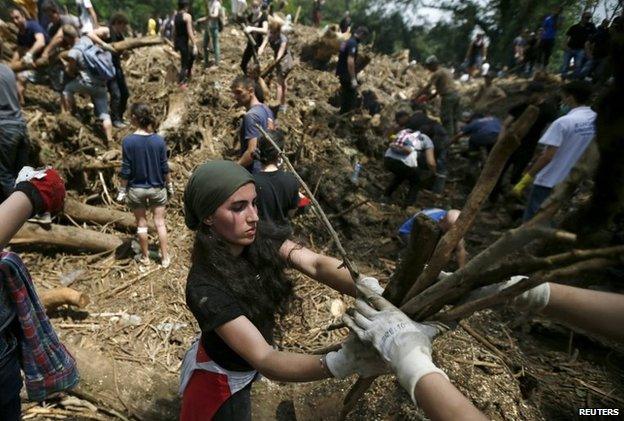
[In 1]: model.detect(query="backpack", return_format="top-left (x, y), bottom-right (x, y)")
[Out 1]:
top-left (390, 129), bottom-right (420, 156)
top-left (77, 42), bottom-right (116, 82)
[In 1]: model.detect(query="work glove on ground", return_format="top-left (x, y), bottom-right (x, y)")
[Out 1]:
top-left (511, 173), bottom-right (533, 198)
top-left (461, 275), bottom-right (551, 313)
top-left (325, 333), bottom-right (389, 379)
top-left (166, 182), bottom-right (174, 198)
top-left (343, 284), bottom-right (447, 403)
top-left (14, 167), bottom-right (66, 216)
top-left (116, 190), bottom-right (127, 203)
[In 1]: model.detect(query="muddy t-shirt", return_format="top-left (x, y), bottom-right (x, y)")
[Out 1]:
top-left (430, 68), bottom-right (457, 96)
top-left (186, 264), bottom-right (276, 371)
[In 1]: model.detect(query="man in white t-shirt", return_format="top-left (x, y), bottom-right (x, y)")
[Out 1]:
top-left (513, 80), bottom-right (596, 221)
top-left (76, 0), bottom-right (98, 34)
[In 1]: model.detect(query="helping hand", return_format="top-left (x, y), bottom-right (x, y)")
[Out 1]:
top-left (511, 173), bottom-right (533, 198)
top-left (461, 276), bottom-right (551, 313)
top-left (14, 167), bottom-right (66, 215)
top-left (325, 333), bottom-right (389, 379)
top-left (343, 283), bottom-right (448, 402)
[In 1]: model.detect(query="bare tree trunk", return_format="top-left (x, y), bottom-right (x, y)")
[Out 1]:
top-left (40, 287), bottom-right (90, 311)
top-left (64, 198), bottom-right (154, 233)
top-left (11, 223), bottom-right (123, 252)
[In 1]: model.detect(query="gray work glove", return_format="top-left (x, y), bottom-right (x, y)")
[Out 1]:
top-left (116, 190), bottom-right (127, 203)
top-left (22, 52), bottom-right (34, 65)
top-left (101, 42), bottom-right (117, 53)
top-left (343, 284), bottom-right (448, 403)
top-left (357, 275), bottom-right (384, 295)
top-left (462, 275), bottom-right (551, 313)
top-left (325, 333), bottom-right (389, 379)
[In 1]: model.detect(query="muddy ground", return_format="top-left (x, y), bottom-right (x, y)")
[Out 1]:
top-left (10, 23), bottom-right (624, 420)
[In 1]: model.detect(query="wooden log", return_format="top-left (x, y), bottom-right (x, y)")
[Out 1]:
top-left (40, 287), bottom-right (90, 311)
top-left (63, 198), bottom-right (154, 233)
top-left (402, 105), bottom-right (540, 304)
top-left (11, 223), bottom-right (123, 252)
top-left (9, 37), bottom-right (164, 72)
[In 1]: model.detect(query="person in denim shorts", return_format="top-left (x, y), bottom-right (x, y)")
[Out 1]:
top-left (117, 103), bottom-right (172, 268)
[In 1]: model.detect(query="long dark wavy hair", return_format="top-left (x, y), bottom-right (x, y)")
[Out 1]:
top-left (191, 220), bottom-right (294, 323)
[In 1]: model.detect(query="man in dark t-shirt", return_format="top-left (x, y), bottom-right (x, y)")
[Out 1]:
top-left (562, 11), bottom-right (596, 79)
top-left (490, 82), bottom-right (558, 202)
top-left (241, 0), bottom-right (268, 74)
top-left (336, 26), bottom-right (369, 114)
top-left (253, 130), bottom-right (299, 227)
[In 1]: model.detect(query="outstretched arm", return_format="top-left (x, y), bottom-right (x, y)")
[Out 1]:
top-left (0, 192), bottom-right (33, 249)
top-left (416, 374), bottom-right (487, 421)
top-left (280, 239), bottom-right (356, 296)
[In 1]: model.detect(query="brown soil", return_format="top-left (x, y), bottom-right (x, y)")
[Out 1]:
top-left (10, 23), bottom-right (623, 420)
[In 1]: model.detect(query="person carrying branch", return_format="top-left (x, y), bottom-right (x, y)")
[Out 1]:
top-left (173, 0), bottom-right (198, 88)
top-left (336, 26), bottom-right (369, 115)
top-left (417, 55), bottom-right (460, 137)
top-left (117, 103), bottom-right (172, 269)
top-left (512, 81), bottom-right (596, 221)
top-left (0, 166), bottom-right (78, 421)
top-left (257, 16), bottom-right (294, 113)
top-left (87, 12), bottom-right (131, 128)
top-left (343, 277), bottom-right (624, 421)
top-left (179, 160), bottom-right (388, 420)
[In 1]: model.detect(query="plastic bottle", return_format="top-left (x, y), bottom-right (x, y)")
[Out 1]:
top-left (350, 162), bottom-right (362, 183)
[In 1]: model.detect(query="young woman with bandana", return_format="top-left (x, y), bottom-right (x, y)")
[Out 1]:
top-left (180, 160), bottom-right (386, 420)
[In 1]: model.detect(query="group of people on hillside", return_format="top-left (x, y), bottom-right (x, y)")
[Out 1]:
top-left (511, 8), bottom-right (617, 82)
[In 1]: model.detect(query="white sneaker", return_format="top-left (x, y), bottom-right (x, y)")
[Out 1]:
top-left (161, 256), bottom-right (171, 269)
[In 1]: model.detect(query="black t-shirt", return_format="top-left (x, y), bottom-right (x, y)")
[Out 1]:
top-left (105, 30), bottom-right (125, 69)
top-left (566, 22), bottom-right (597, 50)
top-left (339, 17), bottom-right (351, 33)
top-left (254, 171), bottom-right (299, 226)
top-left (246, 11), bottom-right (268, 44)
top-left (591, 26), bottom-right (610, 58)
top-left (405, 112), bottom-right (449, 149)
top-left (508, 100), bottom-right (558, 152)
top-left (336, 37), bottom-right (358, 79)
top-left (186, 264), bottom-right (276, 371)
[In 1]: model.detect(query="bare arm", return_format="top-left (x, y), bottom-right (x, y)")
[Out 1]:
top-left (42, 28), bottom-right (65, 57)
top-left (424, 148), bottom-right (437, 173)
top-left (87, 27), bottom-right (111, 47)
top-left (280, 239), bottom-right (356, 296)
top-left (28, 33), bottom-right (46, 57)
top-left (257, 35), bottom-right (269, 56)
top-left (541, 283), bottom-right (624, 343)
top-left (415, 374), bottom-right (487, 421)
top-left (276, 39), bottom-right (287, 62)
top-left (455, 239), bottom-right (467, 269)
top-left (526, 145), bottom-right (557, 177)
top-left (217, 316), bottom-right (331, 381)
top-left (185, 13), bottom-right (197, 46)
top-left (0, 192), bottom-right (33, 249)
top-left (347, 55), bottom-right (356, 80)
top-left (237, 137), bottom-right (257, 168)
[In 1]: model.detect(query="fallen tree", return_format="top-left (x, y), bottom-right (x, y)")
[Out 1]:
top-left (40, 287), bottom-right (90, 311)
top-left (63, 198), bottom-right (155, 233)
top-left (11, 223), bottom-right (123, 252)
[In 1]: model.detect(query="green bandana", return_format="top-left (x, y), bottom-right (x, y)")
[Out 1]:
top-left (183, 160), bottom-right (255, 230)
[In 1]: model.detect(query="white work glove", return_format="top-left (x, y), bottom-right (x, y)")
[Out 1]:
top-left (22, 52), bottom-right (34, 65)
top-left (116, 190), bottom-right (127, 203)
top-left (343, 284), bottom-right (448, 403)
top-left (325, 333), bottom-right (389, 379)
top-left (192, 44), bottom-right (198, 56)
top-left (357, 276), bottom-right (384, 295)
top-left (350, 78), bottom-right (358, 89)
top-left (462, 275), bottom-right (551, 313)
top-left (166, 182), bottom-right (174, 197)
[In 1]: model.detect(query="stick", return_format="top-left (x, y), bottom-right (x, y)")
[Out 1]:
top-left (239, 23), bottom-right (261, 66)
top-left (255, 124), bottom-right (359, 280)
top-left (294, 6), bottom-right (302, 24)
top-left (260, 52), bottom-right (287, 78)
top-left (402, 105), bottom-right (540, 303)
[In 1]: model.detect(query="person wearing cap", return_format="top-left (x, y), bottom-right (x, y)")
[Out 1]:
top-left (252, 129), bottom-right (300, 228)
top-left (180, 160), bottom-right (388, 420)
top-left (490, 82), bottom-right (558, 203)
top-left (417, 55), bottom-right (460, 137)
top-left (343, 276), bottom-right (624, 420)
top-left (335, 26), bottom-right (369, 114)
top-left (398, 208), bottom-right (467, 268)
top-left (513, 80), bottom-right (596, 221)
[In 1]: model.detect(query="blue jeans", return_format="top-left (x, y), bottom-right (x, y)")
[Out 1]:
top-left (523, 184), bottom-right (553, 222)
top-left (561, 49), bottom-right (583, 78)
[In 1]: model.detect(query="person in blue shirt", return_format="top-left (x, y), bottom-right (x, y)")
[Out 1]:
top-left (453, 113), bottom-right (502, 153)
top-left (398, 208), bottom-right (467, 268)
top-left (9, 7), bottom-right (49, 103)
top-left (336, 26), bottom-right (369, 114)
top-left (538, 6), bottom-right (563, 68)
top-left (117, 103), bottom-right (173, 268)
